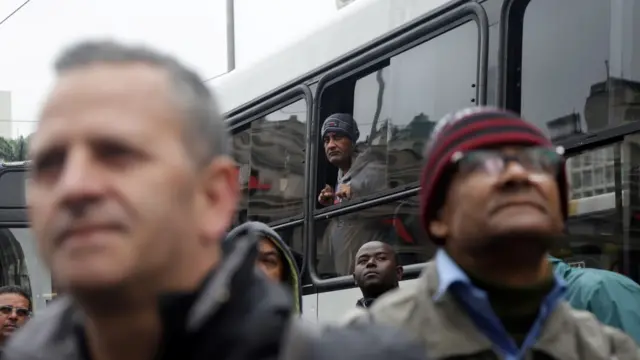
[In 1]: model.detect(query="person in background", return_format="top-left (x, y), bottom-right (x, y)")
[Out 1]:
top-left (317, 113), bottom-right (387, 275)
top-left (225, 222), bottom-right (302, 314)
top-left (343, 107), bottom-right (640, 359)
top-left (4, 39), bottom-right (427, 360)
top-left (353, 241), bottom-right (402, 308)
top-left (0, 286), bottom-right (31, 349)
top-left (551, 256), bottom-right (640, 344)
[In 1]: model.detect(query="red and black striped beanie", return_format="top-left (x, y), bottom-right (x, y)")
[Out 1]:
top-left (419, 107), bottom-right (568, 245)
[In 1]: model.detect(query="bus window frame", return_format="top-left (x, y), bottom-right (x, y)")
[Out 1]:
top-left (307, 2), bottom-right (489, 292)
top-left (499, 0), bottom-right (640, 152)
top-left (0, 165), bottom-right (29, 225)
top-left (227, 85), bottom-right (313, 228)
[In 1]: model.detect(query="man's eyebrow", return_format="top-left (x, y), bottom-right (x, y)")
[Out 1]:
top-left (259, 250), bottom-right (280, 257)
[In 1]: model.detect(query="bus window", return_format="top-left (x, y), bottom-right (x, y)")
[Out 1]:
top-left (0, 170), bottom-right (26, 208)
top-left (231, 99), bottom-right (307, 224)
top-left (560, 141), bottom-right (639, 283)
top-left (274, 224), bottom-right (309, 286)
top-left (315, 194), bottom-right (436, 278)
top-left (232, 128), bottom-right (250, 227)
top-left (520, 0), bottom-right (640, 138)
top-left (315, 21), bottom-right (479, 207)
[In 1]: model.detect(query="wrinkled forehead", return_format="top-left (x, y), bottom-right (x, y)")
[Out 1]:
top-left (0, 293), bottom-right (29, 307)
top-left (356, 242), bottom-right (391, 258)
top-left (258, 238), bottom-right (280, 255)
top-left (31, 64), bottom-right (179, 150)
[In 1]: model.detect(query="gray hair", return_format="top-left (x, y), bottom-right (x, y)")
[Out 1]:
top-left (53, 40), bottom-right (229, 166)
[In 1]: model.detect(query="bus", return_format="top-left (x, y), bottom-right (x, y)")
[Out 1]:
top-left (2, 0), bottom-right (640, 321)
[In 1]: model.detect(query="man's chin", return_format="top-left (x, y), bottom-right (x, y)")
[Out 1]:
top-left (54, 266), bottom-right (130, 293)
top-left (472, 228), bottom-right (557, 257)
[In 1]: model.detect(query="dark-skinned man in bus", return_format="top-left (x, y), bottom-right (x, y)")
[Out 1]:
top-left (317, 114), bottom-right (387, 276)
top-left (353, 241), bottom-right (402, 309)
top-left (3, 39), bottom-right (426, 360)
top-left (343, 106), bottom-right (640, 359)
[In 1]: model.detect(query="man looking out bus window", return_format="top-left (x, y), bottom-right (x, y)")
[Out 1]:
top-left (353, 241), bottom-right (402, 308)
top-left (4, 40), bottom-right (427, 360)
top-left (343, 107), bottom-right (640, 359)
top-left (317, 114), bottom-right (387, 275)
top-left (318, 113), bottom-right (360, 206)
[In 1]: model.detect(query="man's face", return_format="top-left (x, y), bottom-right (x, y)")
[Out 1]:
top-left (353, 241), bottom-right (400, 289)
top-left (430, 146), bottom-right (564, 255)
top-left (323, 132), bottom-right (353, 167)
top-left (0, 293), bottom-right (30, 344)
top-left (28, 63), bottom-right (236, 291)
top-left (256, 238), bottom-right (284, 283)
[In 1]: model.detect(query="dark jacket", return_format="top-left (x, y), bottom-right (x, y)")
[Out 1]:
top-left (225, 222), bottom-right (302, 314)
top-left (355, 297), bottom-right (375, 308)
top-left (551, 256), bottom-right (640, 344)
top-left (4, 227), bottom-right (427, 360)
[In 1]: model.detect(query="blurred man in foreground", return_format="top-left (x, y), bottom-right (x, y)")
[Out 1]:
top-left (4, 40), bottom-right (426, 360)
top-left (343, 107), bottom-right (640, 359)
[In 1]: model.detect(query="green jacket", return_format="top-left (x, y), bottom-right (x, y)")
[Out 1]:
top-left (551, 257), bottom-right (640, 344)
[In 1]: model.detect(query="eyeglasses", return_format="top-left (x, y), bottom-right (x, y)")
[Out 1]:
top-left (451, 146), bottom-right (565, 177)
top-left (0, 305), bottom-right (31, 318)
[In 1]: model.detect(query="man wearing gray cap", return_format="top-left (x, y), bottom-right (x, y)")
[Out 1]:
top-left (318, 113), bottom-right (387, 276)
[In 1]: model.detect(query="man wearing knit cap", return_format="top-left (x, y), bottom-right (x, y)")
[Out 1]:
top-left (318, 113), bottom-right (363, 206)
top-left (342, 106), bottom-right (640, 359)
top-left (318, 113), bottom-right (387, 275)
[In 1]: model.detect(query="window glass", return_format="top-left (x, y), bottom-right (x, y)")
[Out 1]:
top-left (521, 0), bottom-right (640, 138)
top-left (231, 99), bottom-right (307, 224)
top-left (561, 141), bottom-right (639, 283)
top-left (315, 195), bottom-right (437, 277)
top-left (0, 170), bottom-right (26, 208)
top-left (317, 22), bottom-right (478, 207)
top-left (231, 128), bottom-right (250, 226)
top-left (275, 224), bottom-right (310, 286)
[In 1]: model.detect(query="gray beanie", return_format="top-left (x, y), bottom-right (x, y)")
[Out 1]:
top-left (321, 113), bottom-right (360, 141)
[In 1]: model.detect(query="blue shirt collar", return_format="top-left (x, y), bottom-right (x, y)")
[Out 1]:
top-left (433, 248), bottom-right (567, 301)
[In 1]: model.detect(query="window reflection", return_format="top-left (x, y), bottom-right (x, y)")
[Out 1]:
top-left (231, 99), bottom-right (307, 224)
top-left (521, 0), bottom-right (640, 138)
top-left (275, 224), bottom-right (310, 286)
top-left (315, 195), bottom-right (436, 277)
top-left (560, 141), bottom-right (639, 283)
top-left (317, 21), bottom-right (478, 208)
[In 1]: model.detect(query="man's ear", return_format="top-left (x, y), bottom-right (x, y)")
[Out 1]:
top-left (199, 156), bottom-right (239, 245)
top-left (396, 265), bottom-right (403, 281)
top-left (429, 218), bottom-right (449, 239)
top-left (352, 273), bottom-right (357, 286)
top-left (429, 206), bottom-right (449, 239)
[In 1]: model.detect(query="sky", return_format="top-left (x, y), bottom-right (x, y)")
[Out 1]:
top-left (0, 0), bottom-right (337, 138)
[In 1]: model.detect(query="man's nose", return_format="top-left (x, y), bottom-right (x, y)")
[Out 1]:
top-left (57, 149), bottom-right (106, 206)
top-left (500, 161), bottom-right (531, 183)
top-left (366, 259), bottom-right (377, 267)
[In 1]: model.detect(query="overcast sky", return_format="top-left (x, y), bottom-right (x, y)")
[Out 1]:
top-left (0, 0), bottom-right (337, 137)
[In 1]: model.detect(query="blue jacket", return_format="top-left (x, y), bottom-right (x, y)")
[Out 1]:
top-left (551, 257), bottom-right (640, 344)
